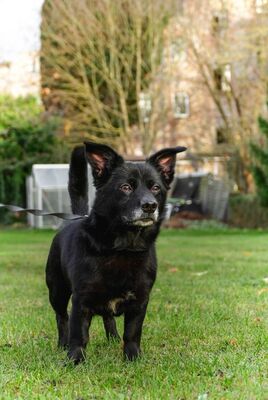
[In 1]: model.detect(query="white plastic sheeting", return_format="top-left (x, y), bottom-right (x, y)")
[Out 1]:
top-left (26, 164), bottom-right (95, 229)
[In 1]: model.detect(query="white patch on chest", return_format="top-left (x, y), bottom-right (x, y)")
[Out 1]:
top-left (108, 291), bottom-right (136, 314)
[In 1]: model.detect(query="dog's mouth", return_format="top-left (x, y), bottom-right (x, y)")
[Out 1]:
top-left (129, 218), bottom-right (155, 227)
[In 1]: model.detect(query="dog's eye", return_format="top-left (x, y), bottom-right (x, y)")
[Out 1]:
top-left (120, 183), bottom-right (133, 194)
top-left (151, 184), bottom-right (160, 194)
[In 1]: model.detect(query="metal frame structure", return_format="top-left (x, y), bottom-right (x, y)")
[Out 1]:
top-left (26, 164), bottom-right (95, 229)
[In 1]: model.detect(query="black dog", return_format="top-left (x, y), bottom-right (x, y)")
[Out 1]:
top-left (46, 142), bottom-right (186, 364)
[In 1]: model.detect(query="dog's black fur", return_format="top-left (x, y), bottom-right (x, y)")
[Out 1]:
top-left (46, 142), bottom-right (186, 364)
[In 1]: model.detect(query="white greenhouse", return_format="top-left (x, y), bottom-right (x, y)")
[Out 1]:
top-left (26, 164), bottom-right (95, 229)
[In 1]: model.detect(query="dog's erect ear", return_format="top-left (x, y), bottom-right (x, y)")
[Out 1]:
top-left (84, 142), bottom-right (124, 187)
top-left (147, 146), bottom-right (187, 187)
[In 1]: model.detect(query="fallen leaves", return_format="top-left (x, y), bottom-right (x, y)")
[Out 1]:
top-left (229, 338), bottom-right (238, 346)
top-left (257, 288), bottom-right (268, 296)
top-left (191, 271), bottom-right (208, 277)
top-left (257, 277), bottom-right (268, 295)
top-left (167, 268), bottom-right (209, 276)
top-left (254, 317), bottom-right (262, 324)
top-left (168, 267), bottom-right (179, 273)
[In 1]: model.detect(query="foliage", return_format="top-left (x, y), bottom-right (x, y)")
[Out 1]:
top-left (41, 0), bottom-right (174, 154)
top-left (0, 95), bottom-right (67, 223)
top-left (1, 229), bottom-right (268, 398)
top-left (228, 193), bottom-right (268, 228)
top-left (250, 115), bottom-right (268, 206)
top-left (0, 95), bottom-right (41, 131)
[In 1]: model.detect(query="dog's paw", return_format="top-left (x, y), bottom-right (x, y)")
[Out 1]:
top-left (58, 339), bottom-right (69, 350)
top-left (123, 342), bottom-right (140, 361)
top-left (67, 347), bottom-right (86, 365)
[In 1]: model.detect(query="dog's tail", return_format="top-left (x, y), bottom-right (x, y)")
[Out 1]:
top-left (68, 146), bottom-right (88, 216)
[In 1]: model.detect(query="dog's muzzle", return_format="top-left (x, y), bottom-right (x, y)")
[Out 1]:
top-left (124, 208), bottom-right (159, 227)
top-left (132, 218), bottom-right (155, 227)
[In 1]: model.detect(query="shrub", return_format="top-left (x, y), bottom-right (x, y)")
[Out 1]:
top-left (228, 193), bottom-right (268, 228)
top-left (0, 95), bottom-right (68, 223)
top-left (250, 114), bottom-right (268, 206)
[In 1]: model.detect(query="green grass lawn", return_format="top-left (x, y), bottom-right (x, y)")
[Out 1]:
top-left (0, 228), bottom-right (268, 399)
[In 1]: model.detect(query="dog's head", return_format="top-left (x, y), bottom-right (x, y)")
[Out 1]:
top-left (85, 142), bottom-right (186, 228)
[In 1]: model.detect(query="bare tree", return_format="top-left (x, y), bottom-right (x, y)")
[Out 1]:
top-left (41, 0), bottom-right (176, 155)
top-left (169, 0), bottom-right (268, 191)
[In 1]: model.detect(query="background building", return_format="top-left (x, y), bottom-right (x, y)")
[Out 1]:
top-left (0, 0), bottom-right (44, 97)
top-left (0, 0), bottom-right (267, 190)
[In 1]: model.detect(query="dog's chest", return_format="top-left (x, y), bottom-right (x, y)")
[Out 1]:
top-left (107, 291), bottom-right (136, 315)
top-left (102, 253), bottom-right (143, 270)
top-left (100, 254), bottom-right (145, 290)
top-left (88, 255), bottom-right (146, 315)
top-left (102, 262), bottom-right (140, 315)
top-left (84, 288), bottom-right (138, 316)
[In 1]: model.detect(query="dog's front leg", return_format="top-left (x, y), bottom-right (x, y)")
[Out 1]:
top-left (123, 303), bottom-right (148, 361)
top-left (67, 296), bottom-right (92, 364)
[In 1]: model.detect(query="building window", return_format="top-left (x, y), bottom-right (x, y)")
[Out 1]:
top-left (256, 0), bottom-right (268, 13)
top-left (216, 127), bottom-right (228, 144)
top-left (212, 9), bottom-right (228, 35)
top-left (214, 68), bottom-right (222, 91)
top-left (173, 93), bottom-right (190, 118)
top-left (214, 64), bottom-right (231, 92)
top-left (138, 92), bottom-right (151, 123)
top-left (170, 40), bottom-right (185, 63)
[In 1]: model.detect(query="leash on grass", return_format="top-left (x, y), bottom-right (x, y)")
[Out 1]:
top-left (0, 203), bottom-right (87, 221)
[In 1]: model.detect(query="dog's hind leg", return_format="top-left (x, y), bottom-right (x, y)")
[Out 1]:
top-left (103, 316), bottom-right (120, 341)
top-left (47, 279), bottom-right (71, 349)
top-left (53, 285), bottom-right (71, 349)
top-left (46, 246), bottom-right (71, 349)
top-left (67, 296), bottom-right (93, 364)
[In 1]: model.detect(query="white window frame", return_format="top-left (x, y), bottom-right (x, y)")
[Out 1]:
top-left (212, 9), bottom-right (228, 33)
top-left (173, 92), bottom-right (190, 118)
top-left (170, 39), bottom-right (186, 63)
top-left (138, 92), bottom-right (151, 123)
top-left (256, 0), bottom-right (268, 13)
top-left (222, 64), bottom-right (231, 92)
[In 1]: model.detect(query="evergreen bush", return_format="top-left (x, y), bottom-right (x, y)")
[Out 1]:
top-left (250, 114), bottom-right (268, 206)
top-left (0, 95), bottom-right (68, 223)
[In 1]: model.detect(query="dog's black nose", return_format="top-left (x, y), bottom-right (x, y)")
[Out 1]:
top-left (141, 201), bottom-right (157, 214)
